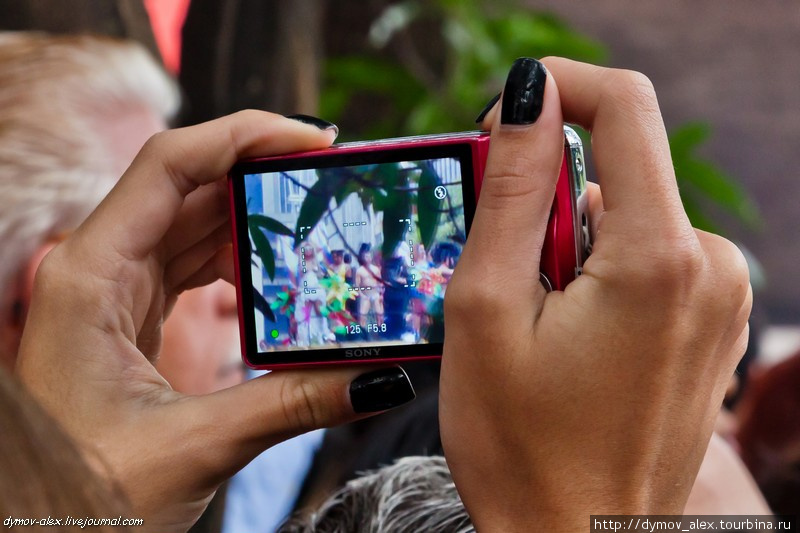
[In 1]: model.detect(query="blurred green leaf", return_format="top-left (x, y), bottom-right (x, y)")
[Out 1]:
top-left (249, 225), bottom-right (276, 281)
top-left (486, 12), bottom-right (606, 64)
top-left (325, 56), bottom-right (417, 93)
top-left (322, 56), bottom-right (426, 138)
top-left (669, 121), bottom-right (711, 155)
top-left (248, 214), bottom-right (294, 237)
top-left (370, 163), bottom-right (402, 210)
top-left (248, 215), bottom-right (293, 286)
top-left (252, 287), bottom-right (276, 323)
top-left (407, 99), bottom-right (452, 135)
top-left (670, 123), bottom-right (763, 231)
top-left (417, 163), bottom-right (442, 250)
top-left (371, 162), bottom-right (410, 257)
top-left (359, 187), bottom-right (379, 211)
top-left (382, 189), bottom-right (412, 258)
top-left (294, 173), bottom-right (339, 246)
top-left (319, 86), bottom-right (350, 124)
top-left (334, 178), bottom-right (361, 206)
top-left (677, 187), bottom-right (721, 235)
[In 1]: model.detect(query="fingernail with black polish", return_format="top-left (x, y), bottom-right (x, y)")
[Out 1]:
top-left (475, 92), bottom-right (501, 123)
top-left (501, 57), bottom-right (547, 126)
top-left (286, 114), bottom-right (339, 138)
top-left (349, 367), bottom-right (415, 413)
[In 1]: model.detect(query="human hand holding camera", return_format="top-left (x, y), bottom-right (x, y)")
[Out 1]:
top-left (15, 111), bottom-right (415, 533)
top-left (440, 57), bottom-right (752, 532)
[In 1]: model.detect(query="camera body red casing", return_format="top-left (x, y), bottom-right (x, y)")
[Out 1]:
top-left (229, 127), bottom-right (590, 369)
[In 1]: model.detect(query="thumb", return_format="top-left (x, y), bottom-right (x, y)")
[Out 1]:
top-left (189, 366), bottom-right (414, 477)
top-left (458, 57), bottom-right (563, 295)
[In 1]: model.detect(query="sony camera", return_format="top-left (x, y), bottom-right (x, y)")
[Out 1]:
top-left (228, 126), bottom-right (591, 368)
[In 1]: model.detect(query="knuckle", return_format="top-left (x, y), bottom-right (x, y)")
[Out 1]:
top-left (34, 242), bottom-right (91, 292)
top-left (666, 235), bottom-right (706, 276)
top-left (140, 129), bottom-right (171, 155)
top-left (702, 235), bottom-right (753, 313)
top-left (32, 245), bottom-right (66, 290)
top-left (141, 130), bottom-right (194, 194)
top-left (737, 284), bottom-right (754, 329)
top-left (484, 156), bottom-right (541, 199)
top-left (731, 321), bottom-right (751, 361)
top-left (231, 108), bottom-right (261, 120)
top-left (482, 143), bottom-right (561, 204)
top-left (619, 230), bottom-right (705, 293)
top-left (32, 242), bottom-right (123, 325)
top-left (604, 69), bottom-right (660, 117)
top-left (445, 275), bottom-right (505, 323)
top-left (442, 283), bottom-right (467, 318)
top-left (226, 109), bottom-right (260, 131)
top-left (714, 237), bottom-right (750, 286)
top-left (278, 377), bottom-right (327, 432)
top-left (227, 109), bottom-right (278, 142)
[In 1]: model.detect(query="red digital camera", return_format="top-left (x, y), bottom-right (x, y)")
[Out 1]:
top-left (228, 126), bottom-right (591, 369)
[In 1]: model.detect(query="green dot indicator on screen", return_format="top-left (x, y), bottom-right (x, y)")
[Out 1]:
top-left (270, 329), bottom-right (279, 339)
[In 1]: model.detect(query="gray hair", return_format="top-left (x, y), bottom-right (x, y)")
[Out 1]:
top-left (280, 456), bottom-right (475, 533)
top-left (0, 32), bottom-right (179, 301)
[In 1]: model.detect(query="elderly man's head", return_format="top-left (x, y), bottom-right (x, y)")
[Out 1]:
top-left (0, 33), bottom-right (242, 393)
top-left (0, 33), bottom-right (178, 364)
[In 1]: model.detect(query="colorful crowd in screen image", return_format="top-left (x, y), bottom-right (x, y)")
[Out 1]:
top-left (261, 238), bottom-right (462, 350)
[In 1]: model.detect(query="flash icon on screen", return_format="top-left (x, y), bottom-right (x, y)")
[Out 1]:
top-left (434, 185), bottom-right (447, 200)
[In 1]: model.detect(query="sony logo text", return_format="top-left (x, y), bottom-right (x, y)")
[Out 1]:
top-left (345, 348), bottom-right (382, 358)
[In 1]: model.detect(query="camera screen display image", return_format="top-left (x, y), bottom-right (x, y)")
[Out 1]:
top-left (235, 145), bottom-right (477, 365)
top-left (231, 128), bottom-right (587, 367)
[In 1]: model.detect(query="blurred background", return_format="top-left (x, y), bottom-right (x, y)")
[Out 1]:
top-left (2, 0), bottom-right (798, 525)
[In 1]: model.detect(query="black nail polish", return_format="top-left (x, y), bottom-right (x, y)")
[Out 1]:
top-left (286, 114), bottom-right (339, 137)
top-left (475, 92), bottom-right (501, 123)
top-left (349, 367), bottom-right (415, 413)
top-left (500, 58), bottom-right (546, 126)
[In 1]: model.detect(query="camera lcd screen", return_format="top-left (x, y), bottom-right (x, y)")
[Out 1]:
top-left (232, 143), bottom-right (477, 365)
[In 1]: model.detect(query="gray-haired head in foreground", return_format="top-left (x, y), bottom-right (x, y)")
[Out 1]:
top-left (0, 32), bottom-right (179, 305)
top-left (280, 456), bottom-right (474, 533)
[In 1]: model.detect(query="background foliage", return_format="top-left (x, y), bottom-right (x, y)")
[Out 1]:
top-left (321, 0), bottom-right (761, 235)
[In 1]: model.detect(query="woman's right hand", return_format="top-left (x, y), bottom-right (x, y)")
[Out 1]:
top-left (440, 57), bottom-right (751, 532)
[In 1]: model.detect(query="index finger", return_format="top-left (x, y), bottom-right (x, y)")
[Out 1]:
top-left (541, 57), bottom-right (691, 237)
top-left (81, 110), bottom-right (337, 259)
